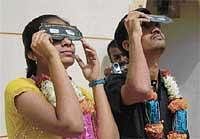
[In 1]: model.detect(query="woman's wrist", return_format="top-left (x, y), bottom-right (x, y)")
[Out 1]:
top-left (48, 54), bottom-right (62, 65)
top-left (88, 79), bottom-right (105, 88)
top-left (87, 74), bottom-right (100, 82)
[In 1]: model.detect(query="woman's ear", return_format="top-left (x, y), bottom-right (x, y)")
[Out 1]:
top-left (27, 51), bottom-right (37, 61)
top-left (122, 40), bottom-right (129, 51)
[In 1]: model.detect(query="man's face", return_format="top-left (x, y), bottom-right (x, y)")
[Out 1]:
top-left (141, 22), bottom-right (166, 53)
top-left (109, 47), bottom-right (128, 64)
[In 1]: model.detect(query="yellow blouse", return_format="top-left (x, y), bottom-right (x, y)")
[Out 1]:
top-left (4, 77), bottom-right (94, 139)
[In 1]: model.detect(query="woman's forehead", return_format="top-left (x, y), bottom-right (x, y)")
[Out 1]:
top-left (46, 18), bottom-right (67, 25)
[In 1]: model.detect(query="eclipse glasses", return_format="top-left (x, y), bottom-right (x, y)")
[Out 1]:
top-left (149, 15), bottom-right (173, 24)
top-left (141, 15), bottom-right (173, 29)
top-left (39, 23), bottom-right (83, 41)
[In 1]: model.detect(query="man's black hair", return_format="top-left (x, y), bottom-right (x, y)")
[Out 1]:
top-left (114, 8), bottom-right (152, 51)
top-left (107, 40), bottom-right (118, 61)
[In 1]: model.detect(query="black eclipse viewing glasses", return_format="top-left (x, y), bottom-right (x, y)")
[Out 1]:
top-left (39, 23), bottom-right (83, 41)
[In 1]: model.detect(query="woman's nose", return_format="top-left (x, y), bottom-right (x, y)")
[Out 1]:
top-left (61, 37), bottom-right (72, 47)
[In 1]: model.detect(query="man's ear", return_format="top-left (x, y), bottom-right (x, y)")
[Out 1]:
top-left (122, 40), bottom-right (129, 51)
top-left (27, 51), bottom-right (37, 61)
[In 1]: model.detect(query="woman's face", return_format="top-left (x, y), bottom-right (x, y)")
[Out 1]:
top-left (46, 18), bottom-right (76, 68)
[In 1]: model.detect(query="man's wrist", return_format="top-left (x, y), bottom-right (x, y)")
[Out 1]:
top-left (129, 33), bottom-right (142, 40)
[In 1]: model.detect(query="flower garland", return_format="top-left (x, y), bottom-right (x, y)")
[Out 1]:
top-left (32, 74), bottom-right (97, 138)
top-left (145, 69), bottom-right (188, 139)
top-left (161, 69), bottom-right (188, 139)
top-left (32, 74), bottom-right (56, 106)
top-left (32, 74), bottom-right (95, 114)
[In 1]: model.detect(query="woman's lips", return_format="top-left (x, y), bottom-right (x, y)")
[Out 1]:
top-left (60, 51), bottom-right (74, 56)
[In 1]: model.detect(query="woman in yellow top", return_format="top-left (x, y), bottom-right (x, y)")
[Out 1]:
top-left (5, 14), bottom-right (119, 139)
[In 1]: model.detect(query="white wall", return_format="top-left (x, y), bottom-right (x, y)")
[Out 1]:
top-left (0, 0), bottom-right (199, 138)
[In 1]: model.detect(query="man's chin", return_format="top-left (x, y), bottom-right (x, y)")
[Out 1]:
top-left (152, 45), bottom-right (166, 53)
top-left (153, 41), bottom-right (166, 49)
top-left (157, 44), bottom-right (166, 50)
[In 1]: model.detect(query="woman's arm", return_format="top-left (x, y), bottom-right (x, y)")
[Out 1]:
top-left (92, 84), bottom-right (119, 139)
top-left (15, 31), bottom-right (83, 137)
top-left (75, 39), bottom-right (119, 139)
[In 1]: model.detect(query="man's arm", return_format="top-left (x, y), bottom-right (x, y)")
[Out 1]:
top-left (121, 11), bottom-right (156, 105)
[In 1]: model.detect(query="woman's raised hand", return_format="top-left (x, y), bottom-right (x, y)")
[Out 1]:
top-left (75, 39), bottom-right (100, 82)
top-left (30, 30), bottom-right (59, 60)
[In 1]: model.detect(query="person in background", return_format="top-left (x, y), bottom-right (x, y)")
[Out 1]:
top-left (107, 40), bottom-right (128, 64)
top-left (104, 40), bottom-right (128, 77)
top-left (5, 14), bottom-right (119, 139)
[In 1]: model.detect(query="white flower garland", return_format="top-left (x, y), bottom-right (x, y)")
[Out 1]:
top-left (162, 75), bottom-right (181, 100)
top-left (40, 80), bottom-right (56, 106)
top-left (40, 80), bottom-right (85, 106)
top-left (163, 75), bottom-right (182, 99)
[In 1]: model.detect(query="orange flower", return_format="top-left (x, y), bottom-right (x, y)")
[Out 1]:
top-left (146, 89), bottom-right (158, 100)
top-left (33, 74), bottom-right (50, 88)
top-left (167, 131), bottom-right (187, 139)
top-left (168, 98), bottom-right (188, 113)
top-left (80, 99), bottom-right (95, 114)
top-left (145, 122), bottom-right (164, 139)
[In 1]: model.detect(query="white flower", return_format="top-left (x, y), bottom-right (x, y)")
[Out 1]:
top-left (40, 80), bottom-right (84, 106)
top-left (163, 75), bottom-right (181, 99)
top-left (71, 81), bottom-right (85, 101)
top-left (40, 80), bottom-right (56, 106)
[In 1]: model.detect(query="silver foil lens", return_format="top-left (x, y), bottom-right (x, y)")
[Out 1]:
top-left (149, 15), bottom-right (173, 24)
top-left (39, 23), bottom-right (83, 41)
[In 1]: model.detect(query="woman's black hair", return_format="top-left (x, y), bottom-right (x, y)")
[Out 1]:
top-left (22, 14), bottom-right (69, 78)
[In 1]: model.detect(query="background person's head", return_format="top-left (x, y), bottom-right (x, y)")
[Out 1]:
top-left (114, 8), bottom-right (166, 57)
top-left (107, 40), bottom-right (128, 64)
top-left (22, 14), bottom-right (72, 78)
